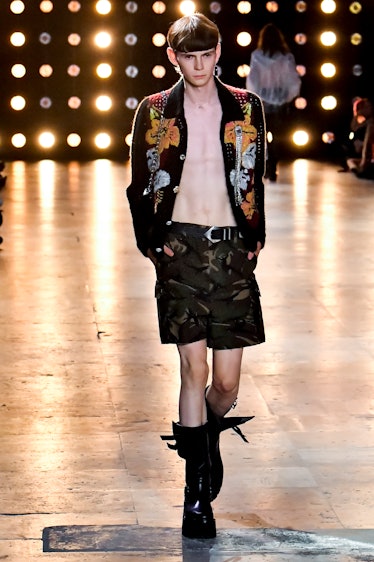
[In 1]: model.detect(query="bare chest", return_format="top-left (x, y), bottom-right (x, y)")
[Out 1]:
top-left (184, 105), bottom-right (222, 160)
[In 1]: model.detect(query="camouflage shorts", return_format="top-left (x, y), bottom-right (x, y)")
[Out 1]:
top-left (155, 222), bottom-right (265, 350)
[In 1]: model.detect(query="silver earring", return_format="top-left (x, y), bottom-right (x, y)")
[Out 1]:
top-left (174, 65), bottom-right (182, 75)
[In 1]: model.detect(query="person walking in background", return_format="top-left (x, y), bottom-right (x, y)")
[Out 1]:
top-left (127, 13), bottom-right (266, 540)
top-left (346, 97), bottom-right (374, 179)
top-left (246, 23), bottom-right (301, 182)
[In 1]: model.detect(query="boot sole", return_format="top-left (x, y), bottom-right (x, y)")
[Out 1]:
top-left (182, 514), bottom-right (216, 539)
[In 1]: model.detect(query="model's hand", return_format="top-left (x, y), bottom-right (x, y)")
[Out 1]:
top-left (147, 245), bottom-right (174, 265)
top-left (163, 244), bottom-right (174, 257)
top-left (147, 248), bottom-right (158, 265)
top-left (247, 241), bottom-right (262, 260)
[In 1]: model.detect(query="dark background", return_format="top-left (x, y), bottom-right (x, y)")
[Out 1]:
top-left (0, 0), bottom-right (373, 161)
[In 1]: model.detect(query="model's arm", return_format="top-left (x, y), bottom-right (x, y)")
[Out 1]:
top-left (126, 98), bottom-right (155, 256)
top-left (252, 95), bottom-right (266, 249)
top-left (358, 120), bottom-right (374, 170)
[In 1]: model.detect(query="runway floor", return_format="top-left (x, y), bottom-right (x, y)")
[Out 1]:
top-left (0, 158), bottom-right (374, 561)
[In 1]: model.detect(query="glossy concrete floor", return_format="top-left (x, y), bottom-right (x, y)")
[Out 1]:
top-left (1, 159), bottom-right (374, 561)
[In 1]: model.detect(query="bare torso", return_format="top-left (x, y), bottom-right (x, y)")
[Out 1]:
top-left (171, 94), bottom-right (236, 227)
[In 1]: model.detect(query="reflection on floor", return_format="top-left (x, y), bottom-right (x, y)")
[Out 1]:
top-left (0, 159), bottom-right (374, 561)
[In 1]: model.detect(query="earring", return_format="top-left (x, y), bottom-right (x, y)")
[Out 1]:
top-left (214, 65), bottom-right (220, 77)
top-left (174, 65), bottom-right (182, 75)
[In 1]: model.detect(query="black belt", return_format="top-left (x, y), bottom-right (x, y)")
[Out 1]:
top-left (169, 222), bottom-right (243, 243)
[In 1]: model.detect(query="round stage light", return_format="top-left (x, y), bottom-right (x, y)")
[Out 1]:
top-left (96, 63), bottom-right (112, 78)
top-left (10, 31), bottom-right (26, 47)
top-left (320, 31), bottom-right (336, 46)
top-left (11, 133), bottom-right (27, 148)
top-left (152, 1), bottom-right (166, 13)
top-left (10, 1), bottom-right (25, 14)
top-left (40, 1), bottom-right (53, 13)
top-left (68, 1), bottom-right (81, 12)
top-left (321, 95), bottom-right (337, 110)
top-left (210, 2), bottom-right (222, 14)
top-left (38, 132), bottom-right (55, 148)
top-left (152, 33), bottom-right (166, 47)
top-left (179, 1), bottom-right (196, 16)
top-left (68, 96), bottom-right (82, 109)
top-left (237, 31), bottom-right (251, 47)
top-left (95, 132), bottom-right (111, 149)
top-left (96, 0), bottom-right (111, 15)
top-left (95, 95), bottom-right (112, 111)
top-left (237, 2), bottom-right (251, 14)
top-left (152, 65), bottom-right (166, 79)
top-left (10, 95), bottom-right (26, 111)
top-left (293, 130), bottom-right (309, 146)
top-left (11, 64), bottom-right (26, 78)
top-left (320, 62), bottom-right (336, 78)
top-left (67, 133), bottom-right (81, 147)
top-left (321, 0), bottom-right (336, 14)
top-left (237, 64), bottom-right (250, 78)
top-left (94, 31), bottom-right (111, 48)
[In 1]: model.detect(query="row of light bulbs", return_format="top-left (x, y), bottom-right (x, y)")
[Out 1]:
top-left (8, 129), bottom-right (312, 151)
top-left (8, 0), bottom-right (364, 16)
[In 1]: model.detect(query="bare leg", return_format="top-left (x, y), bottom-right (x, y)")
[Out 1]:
top-left (207, 347), bottom-right (244, 415)
top-left (177, 339), bottom-right (209, 427)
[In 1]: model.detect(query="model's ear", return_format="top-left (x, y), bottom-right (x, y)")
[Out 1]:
top-left (167, 47), bottom-right (178, 67)
top-left (215, 43), bottom-right (221, 64)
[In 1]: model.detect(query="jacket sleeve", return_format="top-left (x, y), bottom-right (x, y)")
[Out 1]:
top-left (126, 98), bottom-right (154, 257)
top-left (252, 94), bottom-right (266, 248)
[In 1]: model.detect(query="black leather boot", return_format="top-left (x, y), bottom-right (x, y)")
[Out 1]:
top-left (162, 422), bottom-right (216, 539)
top-left (205, 394), bottom-right (254, 501)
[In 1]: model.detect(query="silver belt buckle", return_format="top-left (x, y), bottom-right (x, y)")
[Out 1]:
top-left (204, 226), bottom-right (220, 243)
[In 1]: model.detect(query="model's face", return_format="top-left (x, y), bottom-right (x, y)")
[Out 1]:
top-left (168, 45), bottom-right (220, 87)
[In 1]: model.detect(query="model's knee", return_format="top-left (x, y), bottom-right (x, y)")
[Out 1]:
top-left (211, 379), bottom-right (238, 398)
top-left (180, 352), bottom-right (208, 381)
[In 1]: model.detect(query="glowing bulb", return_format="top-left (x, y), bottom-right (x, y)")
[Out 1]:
top-left (96, 0), bottom-right (111, 14)
top-left (96, 95), bottom-right (112, 111)
top-left (11, 64), bottom-right (26, 78)
top-left (321, 62), bottom-right (336, 78)
top-left (10, 32), bottom-right (26, 47)
top-left (321, 0), bottom-right (336, 14)
top-left (95, 133), bottom-right (111, 149)
top-left (67, 133), bottom-right (81, 147)
top-left (293, 130), bottom-right (309, 146)
top-left (321, 95), bottom-right (337, 110)
top-left (95, 31), bottom-right (111, 48)
top-left (320, 31), bottom-right (336, 46)
top-left (10, 95), bottom-right (26, 110)
top-left (39, 132), bottom-right (55, 148)
top-left (237, 32), bottom-right (251, 47)
top-left (237, 1), bottom-right (251, 14)
top-left (96, 63), bottom-right (112, 78)
top-left (180, 1), bottom-right (196, 16)
top-left (11, 133), bottom-right (27, 148)
top-left (10, 1), bottom-right (25, 14)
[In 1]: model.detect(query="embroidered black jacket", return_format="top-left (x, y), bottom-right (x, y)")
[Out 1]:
top-left (126, 77), bottom-right (266, 256)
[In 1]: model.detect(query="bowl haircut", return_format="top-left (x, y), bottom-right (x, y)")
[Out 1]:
top-left (167, 13), bottom-right (220, 53)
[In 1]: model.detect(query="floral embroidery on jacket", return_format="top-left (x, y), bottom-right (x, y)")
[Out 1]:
top-left (224, 104), bottom-right (257, 153)
top-left (224, 101), bottom-right (258, 214)
top-left (145, 106), bottom-right (180, 212)
top-left (145, 113), bottom-right (180, 154)
top-left (241, 190), bottom-right (257, 221)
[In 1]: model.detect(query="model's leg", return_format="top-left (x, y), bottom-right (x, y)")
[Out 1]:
top-left (208, 347), bottom-right (243, 415)
top-left (206, 347), bottom-right (254, 501)
top-left (166, 339), bottom-right (216, 539)
top-left (177, 339), bottom-right (209, 426)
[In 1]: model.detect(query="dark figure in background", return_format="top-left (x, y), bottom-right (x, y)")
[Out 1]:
top-left (127, 13), bottom-right (266, 539)
top-left (0, 161), bottom-right (6, 245)
top-left (345, 98), bottom-right (374, 179)
top-left (246, 23), bottom-right (301, 182)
